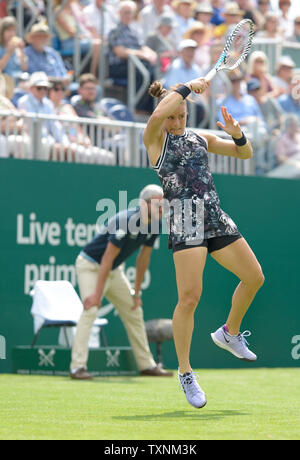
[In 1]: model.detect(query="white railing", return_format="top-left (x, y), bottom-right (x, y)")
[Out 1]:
top-left (0, 111), bottom-right (256, 174)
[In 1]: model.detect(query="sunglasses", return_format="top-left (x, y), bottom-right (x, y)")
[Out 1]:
top-left (35, 86), bottom-right (48, 91)
top-left (52, 86), bottom-right (65, 92)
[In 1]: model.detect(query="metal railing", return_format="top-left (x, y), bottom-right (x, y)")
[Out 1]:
top-left (0, 110), bottom-right (255, 174)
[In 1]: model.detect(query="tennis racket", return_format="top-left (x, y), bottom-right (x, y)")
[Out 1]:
top-left (198, 19), bottom-right (255, 89)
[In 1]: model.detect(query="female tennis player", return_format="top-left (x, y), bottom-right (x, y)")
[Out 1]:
top-left (143, 78), bottom-right (265, 409)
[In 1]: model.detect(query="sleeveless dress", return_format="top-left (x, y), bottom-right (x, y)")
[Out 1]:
top-left (152, 130), bottom-right (239, 249)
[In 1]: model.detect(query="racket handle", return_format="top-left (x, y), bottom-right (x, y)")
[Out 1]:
top-left (204, 68), bottom-right (217, 82)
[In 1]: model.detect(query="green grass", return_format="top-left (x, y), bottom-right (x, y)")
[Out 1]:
top-left (0, 368), bottom-right (299, 440)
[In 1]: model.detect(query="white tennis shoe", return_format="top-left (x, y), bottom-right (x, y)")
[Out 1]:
top-left (211, 325), bottom-right (257, 362)
top-left (178, 370), bottom-right (207, 409)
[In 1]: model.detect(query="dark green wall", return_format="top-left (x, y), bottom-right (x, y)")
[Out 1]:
top-left (0, 158), bottom-right (300, 373)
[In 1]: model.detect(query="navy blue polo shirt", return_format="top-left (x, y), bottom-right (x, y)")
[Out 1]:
top-left (82, 207), bottom-right (160, 269)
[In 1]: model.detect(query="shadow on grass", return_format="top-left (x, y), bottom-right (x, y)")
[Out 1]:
top-left (112, 409), bottom-right (249, 421)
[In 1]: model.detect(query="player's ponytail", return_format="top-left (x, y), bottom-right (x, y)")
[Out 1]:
top-left (149, 81), bottom-right (169, 102)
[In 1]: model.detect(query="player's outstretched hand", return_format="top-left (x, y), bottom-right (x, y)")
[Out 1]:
top-left (217, 106), bottom-right (243, 138)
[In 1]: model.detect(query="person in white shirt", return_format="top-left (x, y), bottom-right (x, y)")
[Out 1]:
top-left (172, 0), bottom-right (196, 40)
top-left (83, 0), bottom-right (117, 39)
top-left (278, 0), bottom-right (294, 38)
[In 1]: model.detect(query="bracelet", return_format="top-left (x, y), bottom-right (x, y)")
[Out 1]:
top-left (174, 85), bottom-right (191, 100)
top-left (232, 131), bottom-right (247, 146)
top-left (131, 289), bottom-right (142, 298)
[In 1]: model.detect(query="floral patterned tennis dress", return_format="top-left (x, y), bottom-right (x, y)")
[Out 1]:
top-left (152, 130), bottom-right (239, 249)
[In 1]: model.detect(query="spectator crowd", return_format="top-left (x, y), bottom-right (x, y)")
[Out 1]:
top-left (0, 0), bottom-right (300, 177)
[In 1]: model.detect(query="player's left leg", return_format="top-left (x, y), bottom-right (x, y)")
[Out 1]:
top-left (210, 237), bottom-right (265, 361)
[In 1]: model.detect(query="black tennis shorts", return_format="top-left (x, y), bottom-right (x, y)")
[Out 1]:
top-left (171, 233), bottom-right (243, 254)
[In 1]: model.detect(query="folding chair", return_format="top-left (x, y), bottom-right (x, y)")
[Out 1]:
top-left (30, 280), bottom-right (108, 348)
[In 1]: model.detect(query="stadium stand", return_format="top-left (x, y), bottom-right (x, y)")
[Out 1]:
top-left (0, 0), bottom-right (299, 177)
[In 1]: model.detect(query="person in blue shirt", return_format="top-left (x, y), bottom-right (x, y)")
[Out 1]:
top-left (278, 73), bottom-right (300, 119)
top-left (18, 72), bottom-right (66, 160)
top-left (210, 0), bottom-right (225, 26)
top-left (164, 39), bottom-right (206, 126)
top-left (70, 184), bottom-right (174, 380)
top-left (218, 70), bottom-right (265, 126)
top-left (0, 16), bottom-right (28, 80)
top-left (163, 39), bottom-right (202, 90)
top-left (25, 22), bottom-right (70, 86)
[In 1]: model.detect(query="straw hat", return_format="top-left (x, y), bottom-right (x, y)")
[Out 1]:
top-left (194, 3), bottom-right (214, 15)
top-left (172, 0), bottom-right (197, 11)
top-left (224, 2), bottom-right (244, 16)
top-left (25, 22), bottom-right (53, 43)
top-left (183, 21), bottom-right (207, 39)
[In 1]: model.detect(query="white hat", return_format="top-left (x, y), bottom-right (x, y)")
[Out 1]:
top-left (139, 184), bottom-right (163, 202)
top-left (178, 39), bottom-right (197, 52)
top-left (276, 55), bottom-right (296, 70)
top-left (29, 72), bottom-right (52, 88)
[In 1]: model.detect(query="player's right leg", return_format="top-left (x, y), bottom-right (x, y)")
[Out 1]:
top-left (173, 245), bottom-right (207, 408)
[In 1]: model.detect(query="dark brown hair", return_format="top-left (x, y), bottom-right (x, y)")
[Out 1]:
top-left (79, 73), bottom-right (98, 88)
top-left (148, 80), bottom-right (169, 102)
top-left (149, 80), bottom-right (193, 105)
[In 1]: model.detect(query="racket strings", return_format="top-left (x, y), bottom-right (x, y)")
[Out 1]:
top-left (221, 20), bottom-right (254, 71)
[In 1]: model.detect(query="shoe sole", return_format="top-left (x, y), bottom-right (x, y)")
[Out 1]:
top-left (210, 332), bottom-right (257, 362)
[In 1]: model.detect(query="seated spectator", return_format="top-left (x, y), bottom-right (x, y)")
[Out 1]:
top-left (193, 3), bottom-right (215, 41)
top-left (0, 16), bottom-right (28, 80)
top-left (172, 0), bottom-right (196, 39)
top-left (218, 70), bottom-right (265, 126)
top-left (0, 73), bottom-right (30, 158)
top-left (9, 1), bottom-right (46, 29)
top-left (214, 2), bottom-right (244, 39)
top-left (183, 21), bottom-right (211, 73)
top-left (25, 22), bottom-right (70, 85)
top-left (163, 39), bottom-right (202, 89)
top-left (255, 0), bottom-right (271, 31)
top-left (145, 13), bottom-right (178, 78)
top-left (17, 72), bottom-right (67, 160)
top-left (278, 73), bottom-right (300, 119)
top-left (278, 0), bottom-right (293, 39)
top-left (72, 73), bottom-right (107, 119)
top-left (286, 15), bottom-right (300, 43)
top-left (139, 0), bottom-right (178, 43)
top-left (11, 72), bottom-right (30, 107)
top-left (247, 77), bottom-right (283, 133)
top-left (255, 12), bottom-right (282, 39)
top-left (210, 0), bottom-right (225, 26)
top-left (54, 0), bottom-right (101, 76)
top-left (108, 0), bottom-right (157, 114)
top-left (236, 0), bottom-right (257, 24)
top-left (272, 56), bottom-right (296, 95)
top-left (202, 40), bottom-right (231, 106)
top-left (274, 114), bottom-right (300, 164)
top-left (48, 76), bottom-right (113, 164)
top-left (164, 38), bottom-right (206, 126)
top-left (83, 0), bottom-right (117, 40)
top-left (218, 70), bottom-right (267, 173)
top-left (247, 51), bottom-right (279, 98)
